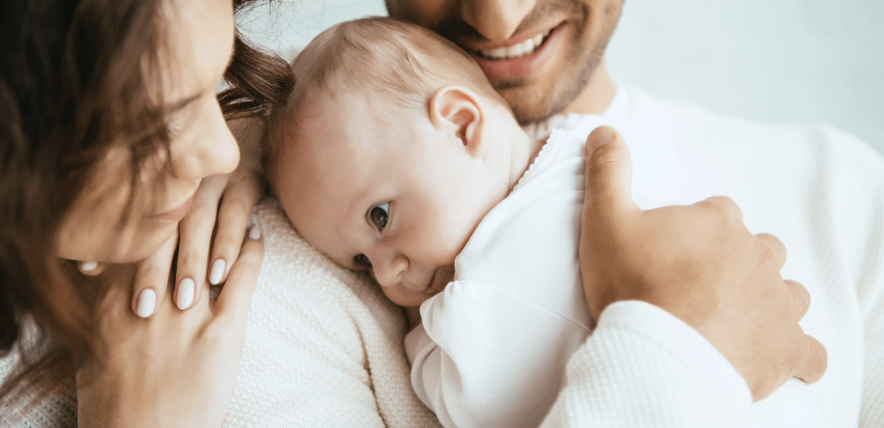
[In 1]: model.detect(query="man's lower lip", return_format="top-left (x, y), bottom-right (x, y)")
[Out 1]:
top-left (155, 195), bottom-right (194, 222)
top-left (468, 23), bottom-right (564, 81)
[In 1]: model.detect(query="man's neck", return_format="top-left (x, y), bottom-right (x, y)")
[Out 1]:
top-left (561, 59), bottom-right (617, 116)
top-left (504, 60), bottom-right (616, 192)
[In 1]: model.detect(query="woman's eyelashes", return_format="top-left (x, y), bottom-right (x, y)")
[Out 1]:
top-left (369, 202), bottom-right (390, 230)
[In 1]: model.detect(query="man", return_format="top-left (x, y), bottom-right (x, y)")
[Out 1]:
top-left (384, 0), bottom-right (884, 426)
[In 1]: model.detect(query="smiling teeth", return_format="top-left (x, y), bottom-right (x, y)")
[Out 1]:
top-left (478, 30), bottom-right (551, 60)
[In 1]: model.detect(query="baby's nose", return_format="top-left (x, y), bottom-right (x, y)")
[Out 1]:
top-left (372, 253), bottom-right (408, 287)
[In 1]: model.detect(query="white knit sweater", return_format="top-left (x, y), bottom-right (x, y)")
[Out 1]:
top-left (2, 87), bottom-right (882, 427)
top-left (535, 87), bottom-right (884, 427)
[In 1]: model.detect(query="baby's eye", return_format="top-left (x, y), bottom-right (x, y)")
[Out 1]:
top-left (369, 202), bottom-right (389, 230)
top-left (355, 254), bottom-right (372, 268)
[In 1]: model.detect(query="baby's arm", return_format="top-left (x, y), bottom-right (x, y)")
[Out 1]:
top-left (405, 280), bottom-right (588, 428)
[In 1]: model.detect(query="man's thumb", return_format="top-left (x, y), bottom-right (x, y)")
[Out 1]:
top-left (584, 126), bottom-right (639, 216)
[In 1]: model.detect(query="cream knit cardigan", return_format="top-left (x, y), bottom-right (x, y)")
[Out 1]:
top-left (0, 200), bottom-right (442, 428)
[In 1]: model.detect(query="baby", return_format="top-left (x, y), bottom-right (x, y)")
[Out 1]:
top-left (265, 17), bottom-right (681, 428)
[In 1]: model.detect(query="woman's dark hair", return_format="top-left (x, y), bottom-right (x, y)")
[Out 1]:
top-left (0, 0), bottom-right (293, 412)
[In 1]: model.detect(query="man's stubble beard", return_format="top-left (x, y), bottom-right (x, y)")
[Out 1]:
top-left (414, 0), bottom-right (623, 125)
top-left (496, 2), bottom-right (622, 125)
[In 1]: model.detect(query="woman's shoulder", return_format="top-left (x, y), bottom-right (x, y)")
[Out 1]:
top-left (227, 198), bottom-right (441, 428)
top-left (0, 344), bottom-right (77, 428)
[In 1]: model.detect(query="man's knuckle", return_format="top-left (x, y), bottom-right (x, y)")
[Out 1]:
top-left (588, 144), bottom-right (621, 170)
top-left (755, 240), bottom-right (777, 266)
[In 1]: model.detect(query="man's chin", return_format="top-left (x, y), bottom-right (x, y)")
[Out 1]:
top-left (494, 44), bottom-right (602, 125)
top-left (495, 79), bottom-right (572, 125)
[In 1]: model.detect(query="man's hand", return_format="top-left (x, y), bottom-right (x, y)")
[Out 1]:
top-left (579, 126), bottom-right (827, 401)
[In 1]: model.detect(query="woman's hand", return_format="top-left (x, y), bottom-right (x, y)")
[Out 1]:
top-left (82, 118), bottom-right (268, 317)
top-left (77, 223), bottom-right (264, 428)
top-left (579, 126), bottom-right (827, 401)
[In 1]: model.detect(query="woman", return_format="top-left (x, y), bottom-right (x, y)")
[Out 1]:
top-left (1, 0), bottom-right (821, 426)
top-left (1, 0), bottom-right (287, 424)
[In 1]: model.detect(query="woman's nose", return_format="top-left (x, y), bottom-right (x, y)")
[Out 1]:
top-left (460, 0), bottom-right (537, 42)
top-left (372, 252), bottom-right (409, 288)
top-left (169, 98), bottom-right (240, 180)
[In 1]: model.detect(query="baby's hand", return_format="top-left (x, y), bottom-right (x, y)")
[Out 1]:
top-left (404, 306), bottom-right (422, 331)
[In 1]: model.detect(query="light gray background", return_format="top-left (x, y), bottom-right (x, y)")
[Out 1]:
top-left (239, 0), bottom-right (884, 154)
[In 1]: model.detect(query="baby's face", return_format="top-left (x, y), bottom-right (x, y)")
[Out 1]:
top-left (275, 91), bottom-right (511, 307)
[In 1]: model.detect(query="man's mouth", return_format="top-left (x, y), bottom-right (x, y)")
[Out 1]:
top-left (465, 22), bottom-right (565, 81)
top-left (474, 29), bottom-right (552, 60)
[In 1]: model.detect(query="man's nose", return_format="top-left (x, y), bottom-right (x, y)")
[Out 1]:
top-left (372, 252), bottom-right (409, 288)
top-left (460, 0), bottom-right (537, 41)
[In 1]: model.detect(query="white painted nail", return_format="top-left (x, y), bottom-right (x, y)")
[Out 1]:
top-left (136, 289), bottom-right (157, 318)
top-left (209, 259), bottom-right (226, 285)
top-left (177, 278), bottom-right (195, 310)
top-left (79, 261), bottom-right (98, 272)
top-left (248, 223), bottom-right (262, 240)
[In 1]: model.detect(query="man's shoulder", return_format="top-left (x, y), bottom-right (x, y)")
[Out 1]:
top-left (626, 86), bottom-right (809, 139)
top-left (624, 86), bottom-right (883, 172)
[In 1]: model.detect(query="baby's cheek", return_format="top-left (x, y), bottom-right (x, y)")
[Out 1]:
top-left (427, 221), bottom-right (473, 265)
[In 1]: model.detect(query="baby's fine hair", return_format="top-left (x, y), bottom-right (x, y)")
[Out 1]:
top-left (264, 17), bottom-right (502, 169)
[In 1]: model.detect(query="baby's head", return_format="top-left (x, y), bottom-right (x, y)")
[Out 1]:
top-left (266, 18), bottom-right (535, 307)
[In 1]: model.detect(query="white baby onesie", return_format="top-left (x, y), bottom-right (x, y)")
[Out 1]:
top-left (404, 107), bottom-right (683, 428)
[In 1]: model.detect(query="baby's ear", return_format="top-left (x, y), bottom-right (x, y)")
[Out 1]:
top-left (428, 86), bottom-right (485, 158)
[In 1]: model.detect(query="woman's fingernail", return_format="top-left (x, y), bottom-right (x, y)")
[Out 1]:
top-left (209, 259), bottom-right (226, 285)
top-left (136, 289), bottom-right (157, 318)
top-left (248, 223), bottom-right (262, 240)
top-left (79, 261), bottom-right (98, 272)
top-left (177, 278), bottom-right (195, 310)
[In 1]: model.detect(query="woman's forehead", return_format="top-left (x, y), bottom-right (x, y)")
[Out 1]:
top-left (161, 0), bottom-right (235, 104)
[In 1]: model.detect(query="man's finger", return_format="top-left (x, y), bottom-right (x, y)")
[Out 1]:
top-left (131, 230), bottom-right (178, 318)
top-left (785, 279), bottom-right (812, 320)
top-left (794, 335), bottom-right (828, 384)
top-left (584, 126), bottom-right (639, 218)
top-left (757, 233), bottom-right (787, 269)
top-left (216, 223), bottom-right (264, 323)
